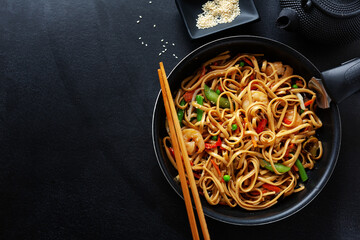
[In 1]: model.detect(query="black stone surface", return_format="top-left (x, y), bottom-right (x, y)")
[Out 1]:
top-left (0, 0), bottom-right (359, 239)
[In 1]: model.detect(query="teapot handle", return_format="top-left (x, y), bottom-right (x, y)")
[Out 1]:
top-left (322, 58), bottom-right (360, 104)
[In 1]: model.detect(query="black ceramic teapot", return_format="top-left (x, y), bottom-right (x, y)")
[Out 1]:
top-left (277, 0), bottom-right (360, 44)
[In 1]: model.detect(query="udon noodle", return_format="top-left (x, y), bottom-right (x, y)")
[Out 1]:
top-left (163, 52), bottom-right (323, 210)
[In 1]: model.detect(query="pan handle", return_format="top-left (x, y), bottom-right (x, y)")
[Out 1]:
top-left (322, 58), bottom-right (360, 104)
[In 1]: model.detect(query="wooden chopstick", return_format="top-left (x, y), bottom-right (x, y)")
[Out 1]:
top-left (157, 69), bottom-right (200, 240)
top-left (158, 62), bottom-right (210, 240)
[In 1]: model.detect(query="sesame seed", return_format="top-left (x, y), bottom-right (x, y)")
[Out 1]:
top-left (139, 16), bottom-right (142, 19)
top-left (159, 53), bottom-right (162, 56)
top-left (153, 24), bottom-right (156, 28)
top-left (136, 20), bottom-right (140, 23)
top-left (166, 42), bottom-right (168, 44)
top-left (145, 44), bottom-right (148, 46)
top-left (172, 43), bottom-right (175, 46)
top-left (149, 1), bottom-right (152, 3)
top-left (141, 42), bottom-right (144, 45)
top-left (164, 49), bottom-right (167, 52)
top-left (139, 37), bottom-right (142, 40)
top-left (161, 39), bottom-right (164, 42)
top-left (162, 45), bottom-right (166, 47)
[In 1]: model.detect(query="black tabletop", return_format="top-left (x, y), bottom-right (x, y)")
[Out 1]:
top-left (1, 0), bottom-right (360, 239)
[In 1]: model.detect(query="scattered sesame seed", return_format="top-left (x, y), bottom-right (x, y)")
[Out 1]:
top-left (162, 50), bottom-right (165, 53)
top-left (173, 54), bottom-right (176, 56)
top-left (145, 44), bottom-right (148, 46)
top-left (149, 1), bottom-right (152, 3)
top-left (162, 45), bottom-right (166, 47)
top-left (153, 24), bottom-right (156, 28)
top-left (166, 42), bottom-right (168, 44)
top-left (137, 20), bottom-right (140, 23)
top-left (161, 39), bottom-right (164, 42)
top-left (159, 53), bottom-right (162, 56)
top-left (139, 37), bottom-right (142, 40)
top-left (141, 42), bottom-right (144, 45)
top-left (139, 16), bottom-right (142, 19)
top-left (172, 43), bottom-right (175, 46)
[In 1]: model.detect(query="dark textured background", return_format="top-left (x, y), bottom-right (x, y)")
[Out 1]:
top-left (0, 0), bottom-right (359, 239)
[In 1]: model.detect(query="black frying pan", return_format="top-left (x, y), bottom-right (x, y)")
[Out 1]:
top-left (152, 36), bottom-right (360, 225)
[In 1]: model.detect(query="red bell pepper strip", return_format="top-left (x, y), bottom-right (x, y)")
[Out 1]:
top-left (183, 91), bottom-right (195, 103)
top-left (205, 137), bottom-right (222, 149)
top-left (169, 147), bottom-right (188, 164)
top-left (244, 58), bottom-right (253, 67)
top-left (210, 159), bottom-right (221, 177)
top-left (292, 165), bottom-right (299, 172)
top-left (284, 143), bottom-right (294, 158)
top-left (200, 65), bottom-right (207, 78)
top-left (217, 84), bottom-right (223, 92)
top-left (262, 183), bottom-right (281, 193)
top-left (169, 147), bottom-right (175, 158)
top-left (304, 98), bottom-right (315, 107)
top-left (283, 118), bottom-right (292, 125)
top-left (250, 190), bottom-right (268, 196)
top-left (255, 119), bottom-right (267, 134)
top-left (235, 126), bottom-right (240, 135)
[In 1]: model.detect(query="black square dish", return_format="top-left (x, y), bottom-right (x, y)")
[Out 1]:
top-left (175, 0), bottom-right (260, 39)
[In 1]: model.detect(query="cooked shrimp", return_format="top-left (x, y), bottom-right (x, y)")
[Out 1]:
top-left (242, 90), bottom-right (269, 110)
top-left (281, 65), bottom-right (293, 78)
top-left (265, 62), bottom-right (284, 76)
top-left (284, 109), bottom-right (303, 127)
top-left (265, 62), bottom-right (293, 78)
top-left (182, 129), bottom-right (205, 155)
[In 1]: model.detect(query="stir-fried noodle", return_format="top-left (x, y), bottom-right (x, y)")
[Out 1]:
top-left (163, 52), bottom-right (323, 210)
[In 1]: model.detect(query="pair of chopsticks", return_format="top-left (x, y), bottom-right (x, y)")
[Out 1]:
top-left (157, 62), bottom-right (210, 240)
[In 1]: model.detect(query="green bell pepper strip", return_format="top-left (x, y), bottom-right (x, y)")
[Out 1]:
top-left (196, 95), bottom-right (204, 121)
top-left (177, 99), bottom-right (186, 126)
top-left (204, 84), bottom-right (230, 108)
top-left (295, 159), bottom-right (308, 182)
top-left (260, 159), bottom-right (291, 173)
